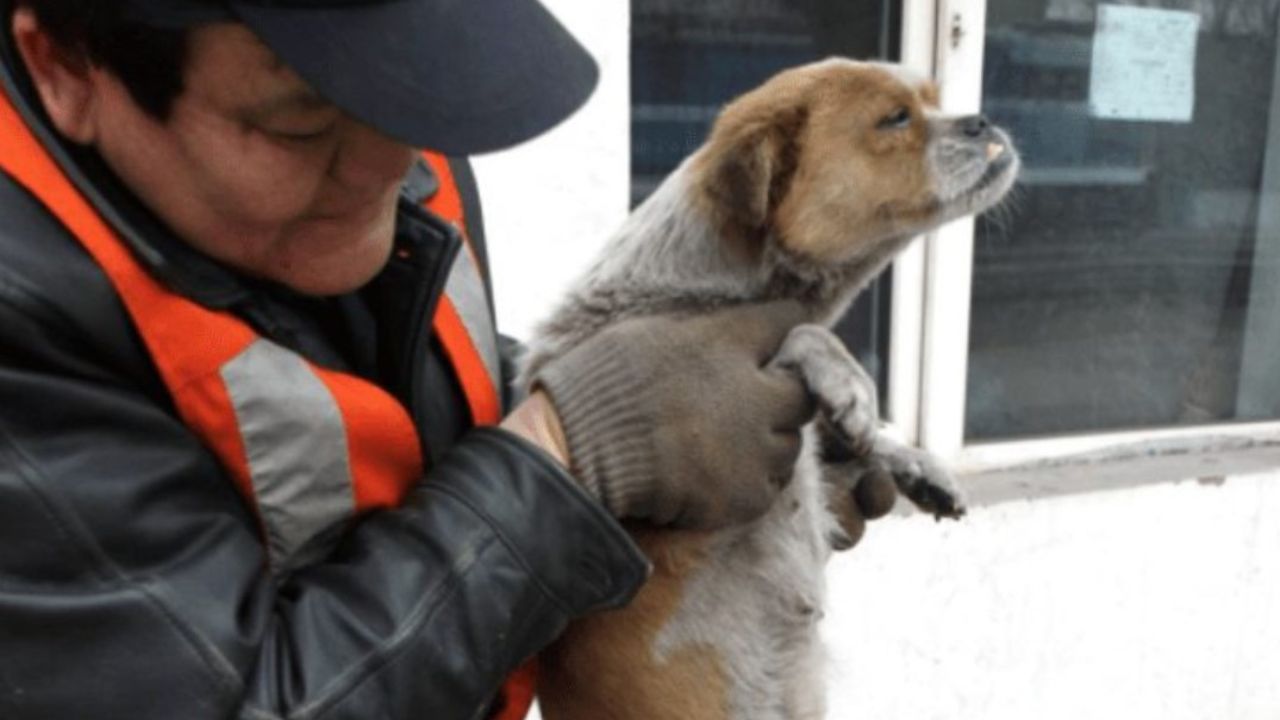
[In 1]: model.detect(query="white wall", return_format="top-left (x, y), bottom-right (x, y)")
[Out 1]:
top-left (478, 6), bottom-right (1280, 720)
top-left (822, 471), bottom-right (1280, 719)
top-left (471, 1), bottom-right (631, 341)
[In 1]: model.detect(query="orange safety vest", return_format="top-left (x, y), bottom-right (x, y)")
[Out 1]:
top-left (0, 85), bottom-right (535, 720)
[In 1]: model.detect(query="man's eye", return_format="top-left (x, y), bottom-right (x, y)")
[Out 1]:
top-left (265, 124), bottom-right (337, 143)
top-left (877, 107), bottom-right (912, 130)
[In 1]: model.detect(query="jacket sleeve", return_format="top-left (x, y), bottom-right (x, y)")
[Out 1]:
top-left (0, 261), bottom-right (648, 719)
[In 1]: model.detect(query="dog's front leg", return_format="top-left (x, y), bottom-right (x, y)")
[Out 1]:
top-left (769, 325), bottom-right (966, 529)
top-left (822, 432), bottom-right (967, 519)
top-left (867, 433), bottom-right (966, 519)
top-left (768, 324), bottom-right (879, 455)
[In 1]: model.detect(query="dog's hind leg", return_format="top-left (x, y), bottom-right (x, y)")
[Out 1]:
top-left (783, 631), bottom-right (829, 720)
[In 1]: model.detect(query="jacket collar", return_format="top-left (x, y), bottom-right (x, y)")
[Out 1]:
top-left (0, 12), bottom-right (441, 310)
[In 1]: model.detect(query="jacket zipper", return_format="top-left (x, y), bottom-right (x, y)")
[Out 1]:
top-left (400, 220), bottom-right (463, 434)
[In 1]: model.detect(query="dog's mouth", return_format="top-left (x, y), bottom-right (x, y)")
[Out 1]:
top-left (957, 134), bottom-right (1019, 215)
top-left (974, 144), bottom-right (1016, 192)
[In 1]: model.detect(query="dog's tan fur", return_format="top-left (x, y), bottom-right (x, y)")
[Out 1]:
top-left (693, 63), bottom-right (941, 267)
top-left (527, 59), bottom-right (1018, 720)
top-left (539, 529), bottom-right (729, 719)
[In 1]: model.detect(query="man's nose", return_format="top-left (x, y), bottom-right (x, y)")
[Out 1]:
top-left (330, 118), bottom-right (418, 189)
top-left (959, 114), bottom-right (991, 138)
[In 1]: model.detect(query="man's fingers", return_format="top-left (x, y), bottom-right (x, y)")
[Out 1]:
top-left (854, 468), bottom-right (898, 519)
top-left (829, 469), bottom-right (896, 552)
top-left (829, 493), bottom-right (867, 551)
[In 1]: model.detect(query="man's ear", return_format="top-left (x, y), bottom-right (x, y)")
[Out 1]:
top-left (695, 106), bottom-right (805, 261)
top-left (11, 7), bottom-right (99, 144)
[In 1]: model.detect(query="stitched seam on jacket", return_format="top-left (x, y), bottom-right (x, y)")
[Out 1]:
top-left (425, 480), bottom-right (580, 617)
top-left (0, 422), bottom-right (248, 706)
top-left (295, 521), bottom-right (500, 720)
top-left (0, 368), bottom-right (500, 720)
top-left (0, 265), bottom-right (98, 355)
top-left (249, 436), bottom-right (592, 717)
top-left (0, 261), bottom-right (166, 405)
top-left (239, 706), bottom-right (284, 720)
top-left (480, 429), bottom-right (647, 605)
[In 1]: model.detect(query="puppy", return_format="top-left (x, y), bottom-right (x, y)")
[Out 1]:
top-left (523, 58), bottom-right (1019, 720)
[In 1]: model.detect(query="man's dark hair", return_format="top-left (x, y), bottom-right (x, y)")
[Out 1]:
top-left (17, 0), bottom-right (190, 119)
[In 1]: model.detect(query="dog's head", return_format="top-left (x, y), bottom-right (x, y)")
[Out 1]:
top-left (691, 58), bottom-right (1019, 265)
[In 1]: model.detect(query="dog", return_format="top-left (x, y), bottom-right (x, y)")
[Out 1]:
top-left (521, 58), bottom-right (1019, 720)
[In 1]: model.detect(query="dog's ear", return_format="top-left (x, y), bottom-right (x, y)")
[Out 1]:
top-left (696, 105), bottom-right (807, 261)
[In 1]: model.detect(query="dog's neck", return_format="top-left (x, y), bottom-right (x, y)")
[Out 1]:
top-left (758, 236), bottom-right (910, 321)
top-left (523, 159), bottom-right (911, 378)
top-left (573, 158), bottom-right (906, 319)
top-left (577, 160), bottom-right (760, 304)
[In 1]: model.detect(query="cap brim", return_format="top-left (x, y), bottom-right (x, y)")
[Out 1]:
top-left (229, 0), bottom-right (598, 155)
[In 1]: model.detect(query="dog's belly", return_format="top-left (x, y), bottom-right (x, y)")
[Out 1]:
top-left (538, 527), bottom-right (733, 720)
top-left (539, 443), bottom-right (834, 720)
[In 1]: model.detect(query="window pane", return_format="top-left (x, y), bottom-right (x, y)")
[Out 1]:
top-left (631, 0), bottom-right (899, 398)
top-left (967, 0), bottom-right (1280, 440)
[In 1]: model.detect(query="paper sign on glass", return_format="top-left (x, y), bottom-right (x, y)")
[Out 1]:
top-left (1089, 5), bottom-right (1200, 123)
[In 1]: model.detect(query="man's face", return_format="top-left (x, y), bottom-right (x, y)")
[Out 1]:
top-left (84, 23), bottom-right (418, 295)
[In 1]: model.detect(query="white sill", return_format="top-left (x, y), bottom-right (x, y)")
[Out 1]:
top-left (947, 421), bottom-right (1280, 506)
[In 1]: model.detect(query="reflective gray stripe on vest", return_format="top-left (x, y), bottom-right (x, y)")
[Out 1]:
top-left (221, 339), bottom-right (355, 574)
top-left (445, 245), bottom-right (501, 393)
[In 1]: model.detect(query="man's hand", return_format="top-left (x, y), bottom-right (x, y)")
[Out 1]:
top-left (532, 301), bottom-right (816, 530)
top-left (501, 391), bottom-right (572, 467)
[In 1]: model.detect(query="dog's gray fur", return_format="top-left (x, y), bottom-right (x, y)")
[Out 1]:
top-left (524, 58), bottom-right (1018, 719)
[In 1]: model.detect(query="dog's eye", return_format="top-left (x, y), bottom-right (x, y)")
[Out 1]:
top-left (878, 107), bottom-right (912, 130)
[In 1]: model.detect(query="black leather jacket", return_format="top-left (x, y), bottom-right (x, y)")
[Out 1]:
top-left (0, 25), bottom-right (646, 720)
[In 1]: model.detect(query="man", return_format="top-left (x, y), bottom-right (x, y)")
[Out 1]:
top-left (0, 1), bottom-right (892, 718)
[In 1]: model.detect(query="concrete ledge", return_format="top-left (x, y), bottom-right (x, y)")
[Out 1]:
top-left (956, 433), bottom-right (1280, 506)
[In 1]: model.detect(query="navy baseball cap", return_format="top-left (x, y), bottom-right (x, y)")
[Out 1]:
top-left (122, 0), bottom-right (599, 154)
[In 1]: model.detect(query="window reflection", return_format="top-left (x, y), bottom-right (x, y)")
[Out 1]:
top-left (968, 0), bottom-right (1280, 440)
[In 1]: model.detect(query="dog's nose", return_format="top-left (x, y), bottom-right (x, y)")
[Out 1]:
top-left (960, 115), bottom-right (991, 138)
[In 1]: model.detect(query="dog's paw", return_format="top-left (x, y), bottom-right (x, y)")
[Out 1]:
top-left (823, 385), bottom-right (878, 458)
top-left (878, 443), bottom-right (966, 520)
top-left (902, 475), bottom-right (966, 521)
top-left (770, 324), bottom-right (878, 456)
